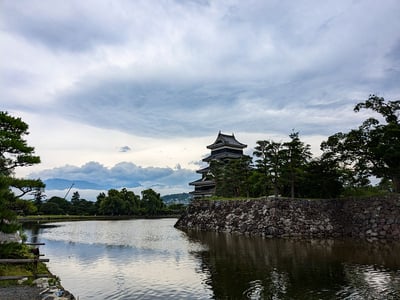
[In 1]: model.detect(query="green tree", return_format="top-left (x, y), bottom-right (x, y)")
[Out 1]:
top-left (98, 189), bottom-right (126, 215)
top-left (8, 199), bottom-right (38, 215)
top-left (322, 130), bottom-right (371, 188)
top-left (40, 201), bottom-right (63, 215)
top-left (300, 158), bottom-right (344, 198)
top-left (70, 191), bottom-right (80, 214)
top-left (253, 140), bottom-right (284, 197)
top-left (0, 177), bottom-right (20, 233)
top-left (281, 132), bottom-right (312, 198)
top-left (210, 156), bottom-right (252, 198)
top-left (0, 112), bottom-right (41, 175)
top-left (70, 191), bottom-right (97, 215)
top-left (71, 191), bottom-right (80, 203)
top-left (322, 95), bottom-right (400, 192)
top-left (253, 140), bottom-right (271, 196)
top-left (120, 188), bottom-right (141, 215)
top-left (247, 170), bottom-right (267, 197)
top-left (209, 159), bottom-right (225, 196)
top-left (42, 196), bottom-right (71, 214)
top-left (141, 189), bottom-right (164, 215)
top-left (232, 156), bottom-right (253, 197)
top-left (96, 192), bottom-right (106, 213)
top-left (0, 111), bottom-right (44, 233)
top-left (81, 199), bottom-right (97, 215)
top-left (32, 188), bottom-right (46, 211)
top-left (96, 189), bottom-right (141, 215)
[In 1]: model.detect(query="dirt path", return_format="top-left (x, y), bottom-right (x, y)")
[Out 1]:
top-left (0, 286), bottom-right (42, 300)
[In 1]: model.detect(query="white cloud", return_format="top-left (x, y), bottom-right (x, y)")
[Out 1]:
top-left (30, 161), bottom-right (198, 199)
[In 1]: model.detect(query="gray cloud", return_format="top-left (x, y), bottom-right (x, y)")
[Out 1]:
top-left (0, 0), bottom-right (127, 52)
top-left (119, 146), bottom-right (131, 153)
top-left (13, 0), bottom-right (394, 138)
top-left (49, 76), bottom-right (381, 138)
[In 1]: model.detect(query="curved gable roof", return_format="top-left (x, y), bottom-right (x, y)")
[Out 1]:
top-left (207, 132), bottom-right (247, 150)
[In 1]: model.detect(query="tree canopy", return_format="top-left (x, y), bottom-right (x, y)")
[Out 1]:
top-left (253, 140), bottom-right (284, 197)
top-left (252, 132), bottom-right (313, 198)
top-left (322, 95), bottom-right (400, 193)
top-left (0, 112), bottom-right (41, 175)
top-left (0, 111), bottom-right (44, 233)
top-left (281, 131), bottom-right (312, 198)
top-left (210, 155), bottom-right (252, 198)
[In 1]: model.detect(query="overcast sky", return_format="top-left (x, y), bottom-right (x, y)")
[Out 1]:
top-left (1, 0), bottom-right (400, 200)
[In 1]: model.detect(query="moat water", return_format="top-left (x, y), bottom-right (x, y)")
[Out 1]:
top-left (24, 219), bottom-right (400, 299)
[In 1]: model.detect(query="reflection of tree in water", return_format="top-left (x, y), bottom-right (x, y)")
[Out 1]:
top-left (23, 223), bottom-right (60, 244)
top-left (185, 230), bottom-right (400, 299)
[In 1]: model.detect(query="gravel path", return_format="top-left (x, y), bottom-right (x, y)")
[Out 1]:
top-left (0, 286), bottom-right (42, 300)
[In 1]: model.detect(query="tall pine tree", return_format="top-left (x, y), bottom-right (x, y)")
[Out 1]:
top-left (0, 111), bottom-right (44, 234)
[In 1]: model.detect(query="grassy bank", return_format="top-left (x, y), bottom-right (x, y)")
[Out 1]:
top-left (0, 243), bottom-right (52, 287)
top-left (18, 215), bottom-right (132, 223)
top-left (0, 262), bottom-right (51, 287)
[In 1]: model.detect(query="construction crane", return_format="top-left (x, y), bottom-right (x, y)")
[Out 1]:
top-left (63, 182), bottom-right (75, 200)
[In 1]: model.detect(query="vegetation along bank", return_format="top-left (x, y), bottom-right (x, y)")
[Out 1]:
top-left (175, 195), bottom-right (400, 239)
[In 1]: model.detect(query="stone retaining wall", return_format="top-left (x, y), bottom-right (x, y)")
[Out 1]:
top-left (174, 195), bottom-right (400, 239)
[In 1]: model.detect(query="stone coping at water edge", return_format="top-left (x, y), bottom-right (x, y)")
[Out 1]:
top-left (175, 195), bottom-right (400, 239)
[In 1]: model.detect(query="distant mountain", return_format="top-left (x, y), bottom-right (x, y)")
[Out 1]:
top-left (161, 193), bottom-right (192, 205)
top-left (44, 178), bottom-right (104, 190)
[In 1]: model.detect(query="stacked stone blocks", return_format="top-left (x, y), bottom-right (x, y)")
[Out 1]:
top-left (176, 195), bottom-right (400, 239)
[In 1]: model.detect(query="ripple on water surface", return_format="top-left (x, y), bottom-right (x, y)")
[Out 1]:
top-left (25, 220), bottom-right (400, 300)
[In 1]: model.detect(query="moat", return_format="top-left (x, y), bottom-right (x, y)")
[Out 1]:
top-left (24, 219), bottom-right (400, 299)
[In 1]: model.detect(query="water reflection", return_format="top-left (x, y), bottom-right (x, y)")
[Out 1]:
top-left (24, 220), bottom-right (213, 299)
top-left (23, 221), bottom-right (400, 300)
top-left (185, 230), bottom-right (400, 299)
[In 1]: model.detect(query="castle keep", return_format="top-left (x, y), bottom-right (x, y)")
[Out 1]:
top-left (190, 132), bottom-right (247, 198)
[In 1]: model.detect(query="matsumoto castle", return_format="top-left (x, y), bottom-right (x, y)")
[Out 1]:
top-left (190, 132), bottom-right (247, 198)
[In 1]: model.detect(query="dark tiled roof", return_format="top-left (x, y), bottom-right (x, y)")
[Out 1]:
top-left (196, 166), bottom-right (210, 174)
top-left (189, 179), bottom-right (215, 186)
top-left (207, 132), bottom-right (247, 150)
top-left (203, 152), bottom-right (244, 162)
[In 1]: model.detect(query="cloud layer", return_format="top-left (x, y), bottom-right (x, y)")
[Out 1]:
top-left (31, 161), bottom-right (197, 200)
top-left (3, 1), bottom-right (399, 137)
top-left (32, 161), bottom-right (197, 190)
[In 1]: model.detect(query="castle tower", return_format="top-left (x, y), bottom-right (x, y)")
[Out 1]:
top-left (190, 132), bottom-right (247, 198)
